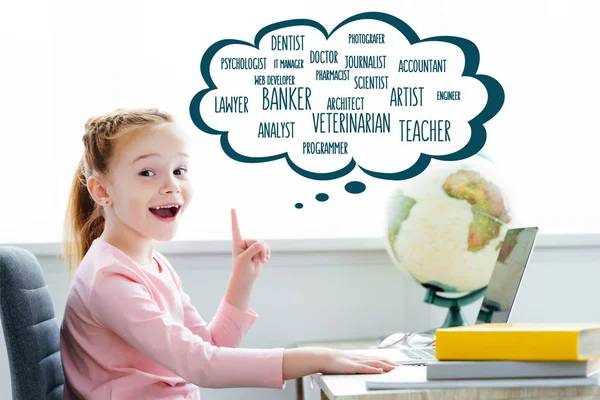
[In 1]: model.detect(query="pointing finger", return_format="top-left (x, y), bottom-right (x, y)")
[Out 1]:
top-left (231, 208), bottom-right (243, 247)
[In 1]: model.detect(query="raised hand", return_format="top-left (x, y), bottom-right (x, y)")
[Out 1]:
top-left (230, 208), bottom-right (271, 281)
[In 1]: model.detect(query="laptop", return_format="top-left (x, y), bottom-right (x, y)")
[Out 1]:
top-left (350, 227), bottom-right (539, 364)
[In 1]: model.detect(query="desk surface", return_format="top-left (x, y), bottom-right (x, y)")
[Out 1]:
top-left (296, 338), bottom-right (600, 400)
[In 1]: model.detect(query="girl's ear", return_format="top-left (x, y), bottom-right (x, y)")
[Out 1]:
top-left (87, 175), bottom-right (111, 206)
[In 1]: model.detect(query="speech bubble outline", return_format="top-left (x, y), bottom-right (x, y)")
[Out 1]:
top-left (189, 11), bottom-right (504, 181)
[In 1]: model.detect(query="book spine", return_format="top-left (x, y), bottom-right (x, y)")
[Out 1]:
top-left (426, 362), bottom-right (586, 380)
top-left (435, 330), bottom-right (582, 361)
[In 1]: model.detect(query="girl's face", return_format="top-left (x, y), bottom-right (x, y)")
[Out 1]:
top-left (104, 122), bottom-right (193, 242)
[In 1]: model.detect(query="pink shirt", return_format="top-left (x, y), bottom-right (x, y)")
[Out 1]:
top-left (60, 237), bottom-right (286, 399)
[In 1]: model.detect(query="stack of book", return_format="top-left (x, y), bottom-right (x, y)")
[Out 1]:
top-left (366, 322), bottom-right (600, 390)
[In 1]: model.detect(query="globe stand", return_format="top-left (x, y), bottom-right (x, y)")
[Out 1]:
top-left (422, 284), bottom-right (487, 329)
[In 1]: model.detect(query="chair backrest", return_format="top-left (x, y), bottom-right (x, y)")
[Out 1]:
top-left (0, 246), bottom-right (64, 399)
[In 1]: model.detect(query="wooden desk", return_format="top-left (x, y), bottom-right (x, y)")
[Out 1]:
top-left (295, 338), bottom-right (600, 400)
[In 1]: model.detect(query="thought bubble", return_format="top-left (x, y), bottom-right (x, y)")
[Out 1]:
top-left (189, 12), bottom-right (504, 182)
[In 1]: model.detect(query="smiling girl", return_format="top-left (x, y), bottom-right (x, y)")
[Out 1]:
top-left (59, 108), bottom-right (397, 399)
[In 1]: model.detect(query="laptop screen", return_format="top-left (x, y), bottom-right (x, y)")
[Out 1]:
top-left (474, 227), bottom-right (539, 324)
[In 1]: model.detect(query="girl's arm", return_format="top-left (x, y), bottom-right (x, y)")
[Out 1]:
top-left (89, 267), bottom-right (286, 389)
top-left (282, 347), bottom-right (396, 380)
top-left (157, 250), bottom-right (258, 348)
top-left (88, 268), bottom-right (397, 389)
top-left (180, 289), bottom-right (258, 348)
top-left (223, 270), bottom-right (254, 313)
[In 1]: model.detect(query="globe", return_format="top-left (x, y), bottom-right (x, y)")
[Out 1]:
top-left (384, 154), bottom-right (514, 327)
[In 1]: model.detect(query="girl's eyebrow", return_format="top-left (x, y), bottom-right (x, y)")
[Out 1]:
top-left (132, 152), bottom-right (189, 164)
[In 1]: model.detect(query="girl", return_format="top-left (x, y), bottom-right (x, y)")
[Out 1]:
top-left (60, 108), bottom-right (398, 399)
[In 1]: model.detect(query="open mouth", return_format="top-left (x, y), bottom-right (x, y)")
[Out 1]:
top-left (149, 205), bottom-right (181, 220)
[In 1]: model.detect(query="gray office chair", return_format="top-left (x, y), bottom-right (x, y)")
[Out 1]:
top-left (0, 246), bottom-right (64, 399)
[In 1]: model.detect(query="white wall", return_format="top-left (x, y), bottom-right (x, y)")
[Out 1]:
top-left (2, 0), bottom-right (600, 245)
top-left (1, 235), bottom-right (599, 399)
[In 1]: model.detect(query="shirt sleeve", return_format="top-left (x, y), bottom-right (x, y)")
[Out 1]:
top-left (179, 285), bottom-right (259, 349)
top-left (88, 266), bottom-right (286, 389)
top-left (157, 250), bottom-right (259, 348)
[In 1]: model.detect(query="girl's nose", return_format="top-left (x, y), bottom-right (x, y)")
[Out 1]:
top-left (160, 179), bottom-right (181, 194)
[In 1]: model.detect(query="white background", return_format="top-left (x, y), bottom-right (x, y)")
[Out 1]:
top-left (1, 0), bottom-right (599, 244)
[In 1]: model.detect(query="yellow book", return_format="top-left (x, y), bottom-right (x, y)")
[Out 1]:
top-left (435, 322), bottom-right (600, 361)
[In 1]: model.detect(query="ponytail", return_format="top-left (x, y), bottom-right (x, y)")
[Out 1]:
top-left (62, 157), bottom-right (104, 278)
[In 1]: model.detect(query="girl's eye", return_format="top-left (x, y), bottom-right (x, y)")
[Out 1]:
top-left (140, 170), bottom-right (155, 177)
top-left (174, 168), bottom-right (187, 176)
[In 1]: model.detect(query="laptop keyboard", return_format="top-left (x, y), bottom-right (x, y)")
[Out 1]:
top-left (401, 348), bottom-right (436, 360)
